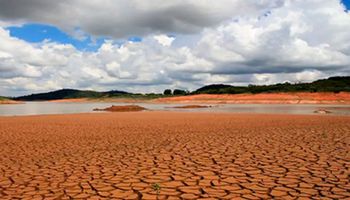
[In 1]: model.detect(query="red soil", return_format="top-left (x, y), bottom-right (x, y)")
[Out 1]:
top-left (0, 112), bottom-right (349, 199)
top-left (93, 105), bottom-right (147, 112)
top-left (49, 98), bottom-right (152, 103)
top-left (44, 92), bottom-right (350, 104)
top-left (0, 100), bottom-right (21, 104)
top-left (171, 105), bottom-right (210, 109)
top-left (49, 98), bottom-right (90, 103)
top-left (155, 92), bottom-right (350, 104)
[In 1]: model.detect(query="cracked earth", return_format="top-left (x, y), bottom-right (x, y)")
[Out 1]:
top-left (0, 112), bottom-right (349, 199)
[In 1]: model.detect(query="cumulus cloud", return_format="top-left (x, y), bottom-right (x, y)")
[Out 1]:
top-left (0, 0), bottom-right (350, 96)
top-left (194, 0), bottom-right (350, 75)
top-left (0, 0), bottom-right (281, 38)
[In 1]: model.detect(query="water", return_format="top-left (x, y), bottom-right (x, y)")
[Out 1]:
top-left (0, 102), bottom-right (350, 116)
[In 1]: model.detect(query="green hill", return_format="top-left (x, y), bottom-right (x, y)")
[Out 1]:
top-left (194, 76), bottom-right (350, 94)
top-left (7, 76), bottom-right (350, 101)
top-left (0, 96), bottom-right (9, 101)
top-left (14, 89), bottom-right (129, 101)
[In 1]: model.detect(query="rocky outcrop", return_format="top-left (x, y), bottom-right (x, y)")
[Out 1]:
top-left (93, 105), bottom-right (147, 112)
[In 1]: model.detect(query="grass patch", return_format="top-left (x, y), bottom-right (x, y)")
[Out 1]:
top-left (151, 183), bottom-right (161, 198)
top-left (0, 96), bottom-right (9, 101)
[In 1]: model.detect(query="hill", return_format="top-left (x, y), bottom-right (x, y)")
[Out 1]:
top-left (0, 96), bottom-right (21, 104)
top-left (0, 96), bottom-right (9, 100)
top-left (194, 76), bottom-right (350, 94)
top-left (8, 76), bottom-right (350, 101)
top-left (14, 89), bottom-right (129, 101)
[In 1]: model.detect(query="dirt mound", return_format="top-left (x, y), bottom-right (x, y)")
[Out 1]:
top-left (171, 105), bottom-right (210, 109)
top-left (93, 105), bottom-right (147, 112)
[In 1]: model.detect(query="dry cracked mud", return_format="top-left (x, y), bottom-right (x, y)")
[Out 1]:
top-left (0, 112), bottom-right (349, 199)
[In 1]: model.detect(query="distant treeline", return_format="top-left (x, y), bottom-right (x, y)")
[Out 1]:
top-left (193, 76), bottom-right (350, 94)
top-left (14, 89), bottom-right (130, 101)
top-left (8, 76), bottom-right (350, 101)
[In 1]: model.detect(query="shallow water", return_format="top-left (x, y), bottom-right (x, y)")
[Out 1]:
top-left (0, 102), bottom-right (350, 116)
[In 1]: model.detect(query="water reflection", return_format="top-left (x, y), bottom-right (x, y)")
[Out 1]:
top-left (0, 102), bottom-right (350, 116)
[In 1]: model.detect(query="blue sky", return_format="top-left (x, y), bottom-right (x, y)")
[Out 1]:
top-left (343, 0), bottom-right (350, 10)
top-left (6, 23), bottom-right (143, 51)
top-left (7, 23), bottom-right (107, 51)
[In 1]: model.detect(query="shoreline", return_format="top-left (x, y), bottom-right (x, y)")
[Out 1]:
top-left (34, 92), bottom-right (350, 104)
top-left (1, 110), bottom-right (350, 118)
top-left (0, 100), bottom-right (22, 104)
top-left (154, 92), bottom-right (350, 104)
top-left (2, 101), bottom-right (350, 117)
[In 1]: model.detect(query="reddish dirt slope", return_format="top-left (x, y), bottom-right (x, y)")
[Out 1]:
top-left (48, 98), bottom-right (90, 103)
top-left (155, 92), bottom-right (350, 104)
top-left (0, 112), bottom-right (349, 199)
top-left (0, 100), bottom-right (21, 104)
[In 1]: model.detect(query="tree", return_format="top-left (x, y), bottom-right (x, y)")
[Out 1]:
top-left (173, 89), bottom-right (187, 95)
top-left (163, 89), bottom-right (172, 95)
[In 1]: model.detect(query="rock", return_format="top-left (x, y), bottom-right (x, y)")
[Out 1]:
top-left (93, 105), bottom-right (147, 112)
top-left (314, 109), bottom-right (331, 114)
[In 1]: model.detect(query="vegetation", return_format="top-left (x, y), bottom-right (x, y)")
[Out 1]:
top-left (194, 76), bottom-right (350, 94)
top-left (151, 183), bottom-right (161, 199)
top-left (6, 76), bottom-right (350, 101)
top-left (13, 89), bottom-right (167, 101)
top-left (0, 96), bottom-right (9, 100)
top-left (163, 89), bottom-right (172, 95)
top-left (164, 89), bottom-right (189, 95)
top-left (14, 89), bottom-right (129, 101)
top-left (173, 89), bottom-right (189, 95)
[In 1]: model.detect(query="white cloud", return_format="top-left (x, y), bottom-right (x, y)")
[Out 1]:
top-left (0, 0), bottom-right (280, 38)
top-left (194, 0), bottom-right (350, 75)
top-left (0, 0), bottom-right (350, 96)
top-left (154, 35), bottom-right (175, 47)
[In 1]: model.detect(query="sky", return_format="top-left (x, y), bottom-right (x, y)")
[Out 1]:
top-left (344, 0), bottom-right (350, 9)
top-left (0, 0), bottom-right (350, 96)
